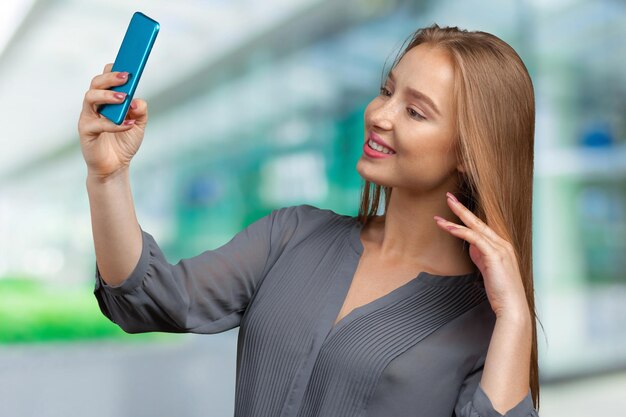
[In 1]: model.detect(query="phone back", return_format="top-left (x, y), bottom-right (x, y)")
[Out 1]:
top-left (98, 12), bottom-right (159, 125)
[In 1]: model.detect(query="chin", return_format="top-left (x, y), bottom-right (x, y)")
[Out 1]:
top-left (355, 163), bottom-right (394, 188)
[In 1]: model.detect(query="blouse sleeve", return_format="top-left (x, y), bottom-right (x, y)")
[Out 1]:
top-left (93, 205), bottom-right (301, 335)
top-left (454, 353), bottom-right (539, 417)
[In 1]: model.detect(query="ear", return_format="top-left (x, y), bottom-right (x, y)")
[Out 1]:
top-left (456, 162), bottom-right (467, 174)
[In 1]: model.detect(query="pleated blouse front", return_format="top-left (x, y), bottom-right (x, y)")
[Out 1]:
top-left (93, 204), bottom-right (538, 417)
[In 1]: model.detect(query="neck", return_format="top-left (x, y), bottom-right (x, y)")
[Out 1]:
top-left (364, 185), bottom-right (476, 275)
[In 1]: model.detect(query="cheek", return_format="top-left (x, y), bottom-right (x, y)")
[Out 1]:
top-left (396, 121), bottom-right (453, 154)
top-left (395, 133), bottom-right (455, 171)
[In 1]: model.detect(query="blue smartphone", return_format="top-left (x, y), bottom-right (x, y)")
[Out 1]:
top-left (97, 12), bottom-right (160, 125)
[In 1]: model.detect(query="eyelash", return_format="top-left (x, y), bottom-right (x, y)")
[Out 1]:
top-left (378, 85), bottom-right (426, 121)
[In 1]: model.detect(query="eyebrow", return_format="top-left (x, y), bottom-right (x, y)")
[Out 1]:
top-left (387, 70), bottom-right (441, 117)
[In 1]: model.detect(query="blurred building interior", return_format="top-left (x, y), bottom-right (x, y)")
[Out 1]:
top-left (0, 0), bottom-right (625, 415)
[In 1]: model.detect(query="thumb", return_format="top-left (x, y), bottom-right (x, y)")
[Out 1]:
top-left (126, 98), bottom-right (148, 123)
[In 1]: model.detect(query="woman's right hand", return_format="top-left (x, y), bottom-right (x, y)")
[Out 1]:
top-left (78, 63), bottom-right (149, 180)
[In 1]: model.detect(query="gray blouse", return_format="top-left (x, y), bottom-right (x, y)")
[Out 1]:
top-left (94, 204), bottom-right (539, 417)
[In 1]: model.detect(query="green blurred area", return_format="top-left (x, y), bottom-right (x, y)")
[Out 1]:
top-left (0, 276), bottom-right (178, 344)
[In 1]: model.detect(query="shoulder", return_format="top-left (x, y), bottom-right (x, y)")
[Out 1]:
top-left (268, 203), bottom-right (353, 243)
top-left (272, 203), bottom-right (351, 228)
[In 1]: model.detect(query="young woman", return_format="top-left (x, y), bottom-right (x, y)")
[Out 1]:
top-left (80, 23), bottom-right (540, 417)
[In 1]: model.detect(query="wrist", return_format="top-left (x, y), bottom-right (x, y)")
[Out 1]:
top-left (87, 166), bottom-right (130, 185)
top-left (496, 306), bottom-right (532, 327)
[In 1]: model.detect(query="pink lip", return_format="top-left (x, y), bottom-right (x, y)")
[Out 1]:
top-left (363, 141), bottom-right (395, 159)
top-left (367, 131), bottom-right (396, 152)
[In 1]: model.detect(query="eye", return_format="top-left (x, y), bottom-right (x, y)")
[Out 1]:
top-left (407, 108), bottom-right (426, 121)
top-left (378, 85), bottom-right (426, 121)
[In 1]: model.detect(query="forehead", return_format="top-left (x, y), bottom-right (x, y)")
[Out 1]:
top-left (390, 44), bottom-right (455, 114)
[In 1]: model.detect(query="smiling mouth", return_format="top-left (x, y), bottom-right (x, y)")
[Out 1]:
top-left (366, 139), bottom-right (396, 154)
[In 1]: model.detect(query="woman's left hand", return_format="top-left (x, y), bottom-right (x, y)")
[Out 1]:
top-left (433, 192), bottom-right (529, 320)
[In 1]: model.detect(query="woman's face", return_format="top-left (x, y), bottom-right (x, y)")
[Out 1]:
top-left (358, 43), bottom-right (461, 193)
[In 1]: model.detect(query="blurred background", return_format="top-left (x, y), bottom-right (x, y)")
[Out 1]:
top-left (0, 0), bottom-right (625, 415)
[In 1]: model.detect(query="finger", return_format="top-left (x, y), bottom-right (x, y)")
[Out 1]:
top-left (103, 63), bottom-right (114, 73)
top-left (445, 193), bottom-right (507, 246)
top-left (83, 89), bottom-right (128, 116)
top-left (90, 70), bottom-right (129, 90)
top-left (436, 220), bottom-right (498, 255)
top-left (82, 116), bottom-right (136, 136)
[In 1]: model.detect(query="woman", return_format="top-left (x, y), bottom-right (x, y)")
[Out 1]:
top-left (79, 23), bottom-right (540, 416)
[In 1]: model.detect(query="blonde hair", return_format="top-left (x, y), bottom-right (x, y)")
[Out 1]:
top-left (357, 23), bottom-right (542, 410)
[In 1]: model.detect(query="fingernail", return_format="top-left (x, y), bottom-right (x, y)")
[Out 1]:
top-left (117, 72), bottom-right (128, 79)
top-left (446, 192), bottom-right (459, 203)
top-left (114, 92), bottom-right (126, 100)
top-left (122, 119), bottom-right (135, 126)
top-left (130, 101), bottom-right (137, 109)
top-left (446, 225), bottom-right (457, 230)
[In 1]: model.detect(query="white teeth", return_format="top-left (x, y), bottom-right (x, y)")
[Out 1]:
top-left (368, 139), bottom-right (394, 154)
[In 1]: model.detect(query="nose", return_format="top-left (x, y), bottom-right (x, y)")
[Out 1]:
top-left (369, 99), bottom-right (395, 131)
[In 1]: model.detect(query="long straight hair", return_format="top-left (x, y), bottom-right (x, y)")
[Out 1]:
top-left (357, 23), bottom-right (542, 410)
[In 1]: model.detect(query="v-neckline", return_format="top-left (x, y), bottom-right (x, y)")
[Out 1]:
top-left (326, 215), bottom-right (481, 339)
